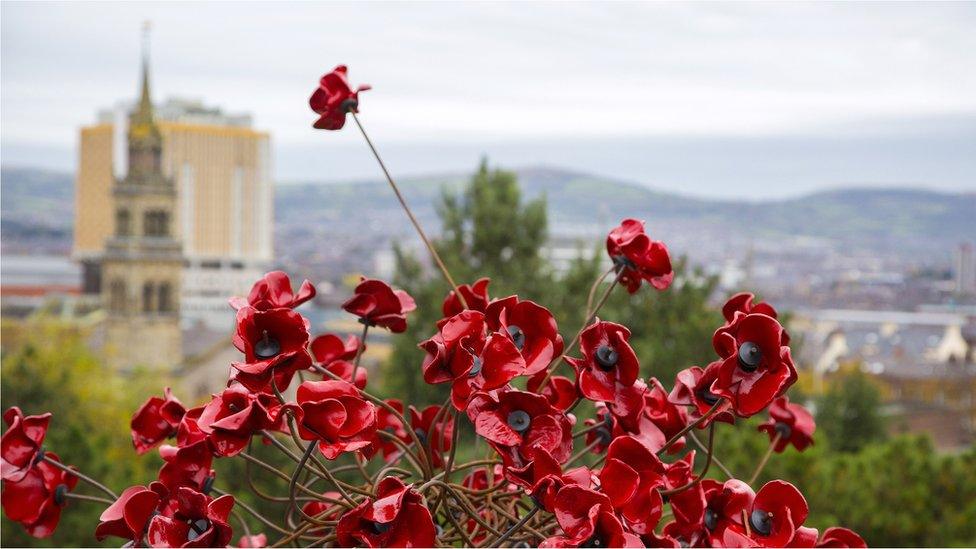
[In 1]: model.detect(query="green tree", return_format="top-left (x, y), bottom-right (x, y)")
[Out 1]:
top-left (1, 321), bottom-right (164, 547)
top-left (816, 368), bottom-right (887, 452)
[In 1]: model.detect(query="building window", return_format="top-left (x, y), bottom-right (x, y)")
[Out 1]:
top-left (109, 279), bottom-right (126, 312)
top-left (144, 211), bottom-right (170, 237)
top-left (157, 283), bottom-right (173, 313)
top-left (143, 282), bottom-right (155, 312)
top-left (116, 209), bottom-right (131, 237)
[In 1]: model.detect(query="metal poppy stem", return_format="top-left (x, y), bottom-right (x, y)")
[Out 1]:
top-left (40, 455), bottom-right (117, 500)
top-left (489, 506), bottom-right (539, 547)
top-left (660, 421), bottom-right (716, 497)
top-left (584, 264), bottom-right (616, 321)
top-left (349, 111), bottom-right (468, 311)
top-left (657, 398), bottom-right (727, 457)
top-left (316, 363), bottom-right (434, 478)
top-left (350, 322), bottom-right (369, 383)
top-left (689, 429), bottom-right (736, 479)
top-left (748, 431), bottom-right (781, 485)
top-left (63, 492), bottom-right (114, 505)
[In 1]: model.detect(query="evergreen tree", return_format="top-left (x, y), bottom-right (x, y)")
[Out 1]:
top-left (816, 368), bottom-right (888, 452)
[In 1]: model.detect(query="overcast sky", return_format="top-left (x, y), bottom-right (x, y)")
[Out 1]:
top-left (2, 2), bottom-right (974, 199)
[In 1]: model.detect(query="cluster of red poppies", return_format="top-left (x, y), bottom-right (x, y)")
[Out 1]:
top-left (0, 63), bottom-right (866, 548)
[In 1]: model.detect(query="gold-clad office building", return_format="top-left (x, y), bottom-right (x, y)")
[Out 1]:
top-left (73, 52), bottom-right (273, 366)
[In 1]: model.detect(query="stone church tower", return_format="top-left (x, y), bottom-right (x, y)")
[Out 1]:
top-left (101, 33), bottom-right (183, 368)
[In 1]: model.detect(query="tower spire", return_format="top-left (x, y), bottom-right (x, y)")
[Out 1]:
top-left (136, 21), bottom-right (154, 122)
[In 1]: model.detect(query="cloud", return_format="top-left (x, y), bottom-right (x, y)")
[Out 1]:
top-left (2, 1), bottom-right (974, 194)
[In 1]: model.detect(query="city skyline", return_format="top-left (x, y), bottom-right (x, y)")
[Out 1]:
top-left (2, 2), bottom-right (975, 199)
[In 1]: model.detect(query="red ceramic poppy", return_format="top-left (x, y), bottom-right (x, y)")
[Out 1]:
top-left (295, 379), bottom-right (377, 460)
top-left (196, 385), bottom-right (283, 457)
top-left (712, 313), bottom-right (798, 417)
top-left (310, 333), bottom-right (361, 365)
top-left (699, 479), bottom-right (756, 546)
top-left (485, 295), bottom-right (564, 376)
top-left (528, 373), bottom-right (578, 411)
top-left (1, 452), bottom-right (78, 538)
top-left (583, 403), bottom-right (617, 454)
top-left (817, 527), bottom-right (866, 548)
top-left (420, 310), bottom-right (488, 385)
top-left (95, 483), bottom-right (166, 544)
top-left (466, 388), bottom-right (574, 465)
top-left (335, 476), bottom-right (437, 547)
top-left (229, 271), bottom-right (315, 311)
top-left (1, 406), bottom-right (51, 482)
top-left (237, 533), bottom-right (268, 547)
top-left (342, 278), bottom-right (416, 333)
top-left (606, 218), bottom-right (674, 293)
top-left (758, 396), bottom-right (816, 453)
top-left (729, 480), bottom-right (809, 548)
top-left (409, 404), bottom-right (455, 468)
top-left (450, 329), bottom-right (526, 410)
top-left (722, 292), bottom-right (779, 324)
top-left (585, 397), bottom-right (671, 456)
top-left (147, 487), bottom-right (235, 548)
top-left (131, 387), bottom-right (187, 455)
top-left (157, 439), bottom-right (215, 494)
top-left (567, 319), bottom-right (644, 418)
top-left (309, 65), bottom-right (371, 130)
top-left (598, 435), bottom-right (666, 534)
top-left (232, 306), bottom-right (312, 392)
top-left (175, 406), bottom-right (208, 448)
top-left (542, 485), bottom-right (643, 547)
top-left (662, 451), bottom-right (707, 528)
top-left (505, 446), bottom-right (591, 512)
top-left (642, 377), bottom-right (689, 451)
top-left (443, 277), bottom-right (491, 317)
top-left (669, 362), bottom-right (736, 427)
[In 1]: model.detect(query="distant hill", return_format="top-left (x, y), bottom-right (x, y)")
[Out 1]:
top-left (276, 167), bottom-right (975, 253)
top-left (2, 165), bottom-right (973, 255)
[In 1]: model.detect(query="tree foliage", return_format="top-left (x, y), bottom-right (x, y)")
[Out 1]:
top-left (816, 368), bottom-right (888, 453)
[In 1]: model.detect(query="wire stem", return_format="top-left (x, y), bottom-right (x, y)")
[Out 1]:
top-left (749, 432), bottom-right (781, 485)
top-left (350, 111), bottom-right (467, 309)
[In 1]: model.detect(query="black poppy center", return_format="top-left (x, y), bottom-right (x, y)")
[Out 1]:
top-left (368, 520), bottom-right (391, 535)
top-left (507, 410), bottom-right (531, 433)
top-left (774, 422), bottom-right (793, 439)
top-left (341, 97), bottom-right (360, 113)
top-left (468, 357), bottom-right (483, 378)
top-left (737, 341), bottom-right (762, 372)
top-left (414, 428), bottom-right (428, 446)
top-left (186, 518), bottom-right (210, 541)
top-left (507, 325), bottom-right (526, 350)
top-left (703, 507), bottom-right (718, 531)
top-left (749, 509), bottom-right (773, 537)
top-left (697, 387), bottom-right (720, 405)
top-left (254, 330), bottom-right (281, 359)
top-left (594, 345), bottom-right (619, 371)
top-left (202, 474), bottom-right (215, 495)
top-left (611, 254), bottom-right (635, 271)
top-left (53, 484), bottom-right (68, 507)
top-left (582, 534), bottom-right (606, 547)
